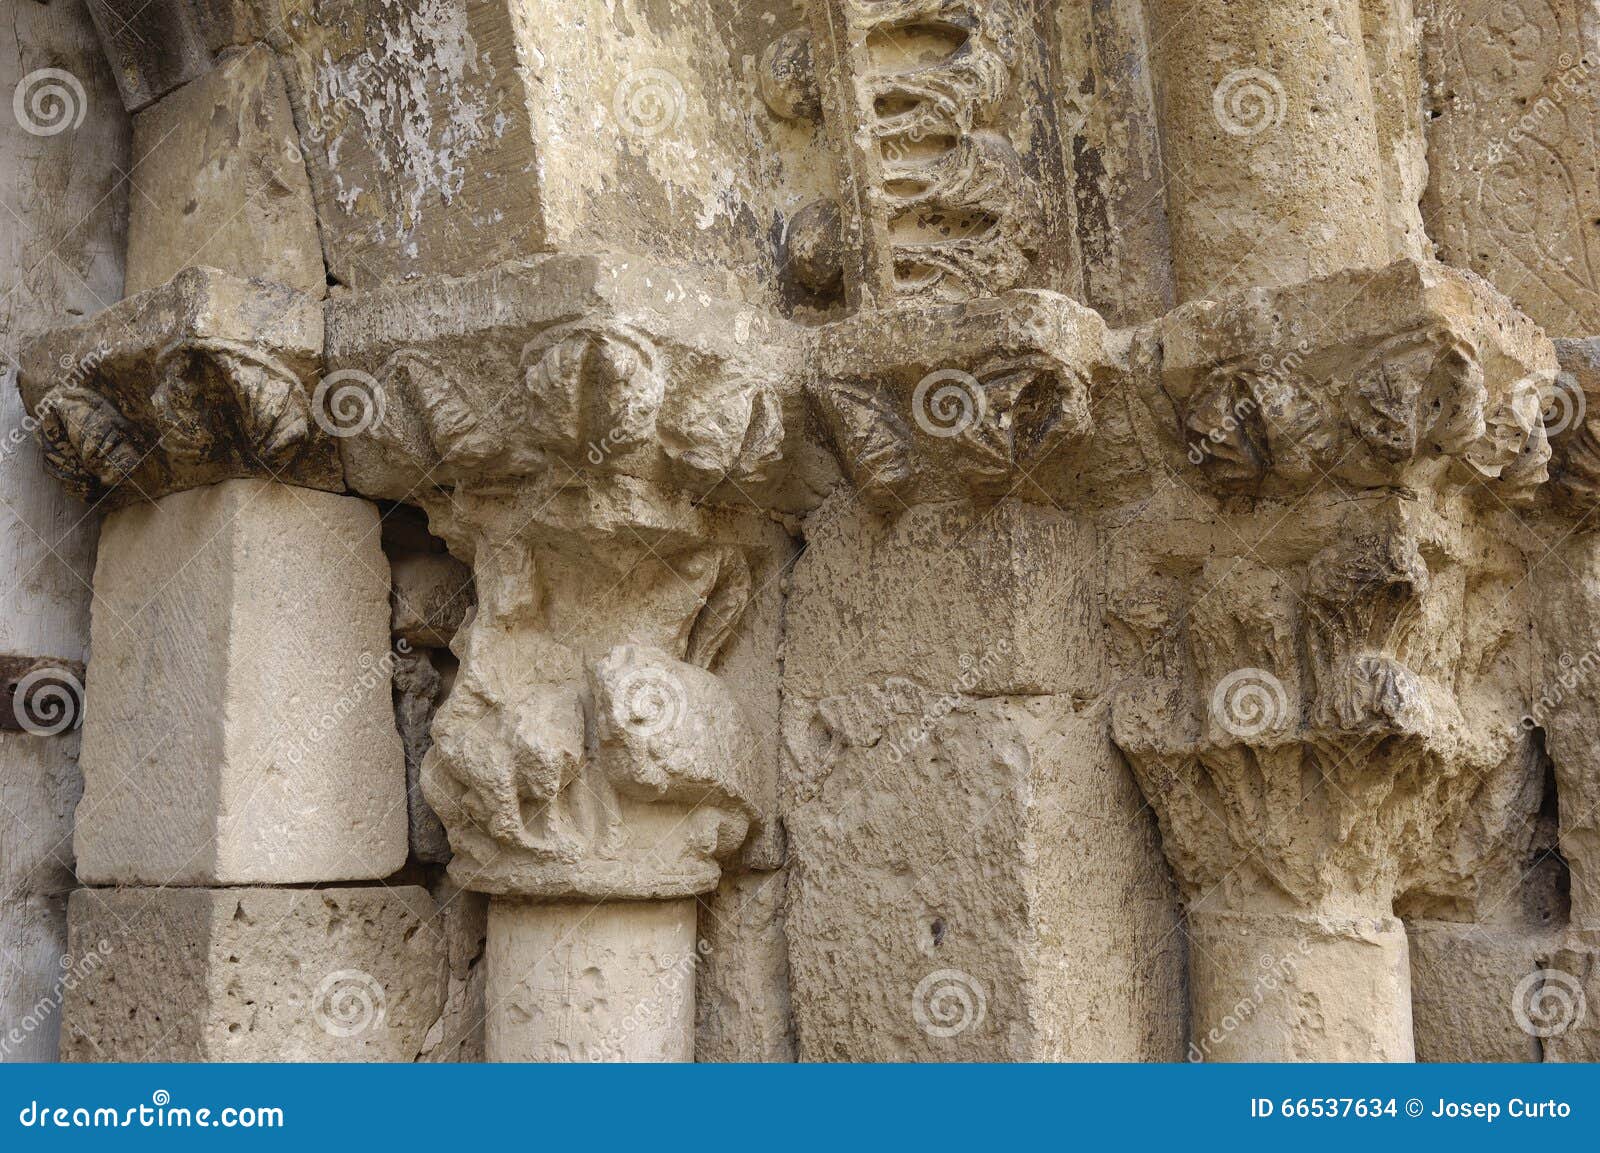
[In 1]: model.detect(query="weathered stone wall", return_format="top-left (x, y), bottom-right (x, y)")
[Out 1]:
top-left (5, 0), bottom-right (1600, 1064)
top-left (1, 0), bottom-right (126, 1063)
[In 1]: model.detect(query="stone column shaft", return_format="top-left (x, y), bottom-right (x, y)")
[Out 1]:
top-left (486, 899), bottom-right (697, 1062)
top-left (1150, 0), bottom-right (1389, 300)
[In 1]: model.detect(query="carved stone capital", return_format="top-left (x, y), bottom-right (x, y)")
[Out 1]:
top-left (16, 267), bottom-right (337, 505)
top-left (415, 474), bottom-right (769, 900)
top-left (808, 290), bottom-right (1107, 509)
top-left (325, 255), bottom-right (825, 512)
top-left (1110, 493), bottom-right (1539, 916)
top-left (1149, 259), bottom-right (1556, 503)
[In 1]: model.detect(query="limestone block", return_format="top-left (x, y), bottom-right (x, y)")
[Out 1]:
top-left (61, 886), bottom-right (445, 1061)
top-left (17, 267), bottom-right (337, 506)
top-left (695, 870), bottom-right (794, 1062)
top-left (1360, 0), bottom-right (1431, 265)
top-left (1187, 911), bottom-right (1413, 1062)
top-left (485, 898), bottom-right (697, 1062)
top-left (784, 692), bottom-right (1182, 1061)
top-left (0, 382), bottom-right (100, 664)
top-left (1538, 943), bottom-right (1600, 1061)
top-left (390, 552), bottom-right (473, 649)
top-left (418, 878), bottom-right (487, 1063)
top-left (0, 734), bottom-right (82, 1061)
top-left (75, 480), bottom-right (406, 885)
top-left (268, 0), bottom-right (792, 297)
top-left (786, 497), bottom-right (1103, 700)
top-left (1060, 0), bottom-right (1176, 325)
top-left (1421, 0), bottom-right (1600, 335)
top-left (1407, 920), bottom-right (1550, 1062)
top-left (126, 48), bottom-right (324, 297)
top-left (1532, 533), bottom-right (1600, 928)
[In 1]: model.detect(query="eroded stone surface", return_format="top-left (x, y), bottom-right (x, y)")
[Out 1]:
top-left (485, 898), bottom-right (697, 1062)
top-left (61, 886), bottom-right (445, 1061)
top-left (1420, 0), bottom-right (1600, 335)
top-left (17, 268), bottom-right (337, 506)
top-left (785, 692), bottom-right (1182, 1061)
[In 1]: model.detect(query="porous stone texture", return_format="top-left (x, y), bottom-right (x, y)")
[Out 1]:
top-left (23, 0), bottom-right (1600, 1067)
top-left (785, 690), bottom-right (1183, 1061)
top-left (0, 736), bottom-right (83, 1062)
top-left (1420, 0), bottom-right (1600, 335)
top-left (695, 870), bottom-right (794, 1062)
top-left (417, 878), bottom-right (487, 1063)
top-left (785, 496), bottom-right (1103, 699)
top-left (485, 898), bottom-right (697, 1063)
top-left (1, 0), bottom-right (127, 1063)
top-left (60, 886), bottom-right (446, 1061)
top-left (125, 47), bottom-right (324, 297)
top-left (390, 552), bottom-right (473, 650)
top-left (393, 648), bottom-right (450, 865)
top-left (1187, 912), bottom-right (1413, 1063)
top-left (75, 480), bottom-right (405, 885)
top-left (16, 267), bottom-right (338, 507)
top-left (1407, 921), bottom-right (1552, 1062)
top-left (1150, 0), bottom-right (1390, 301)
